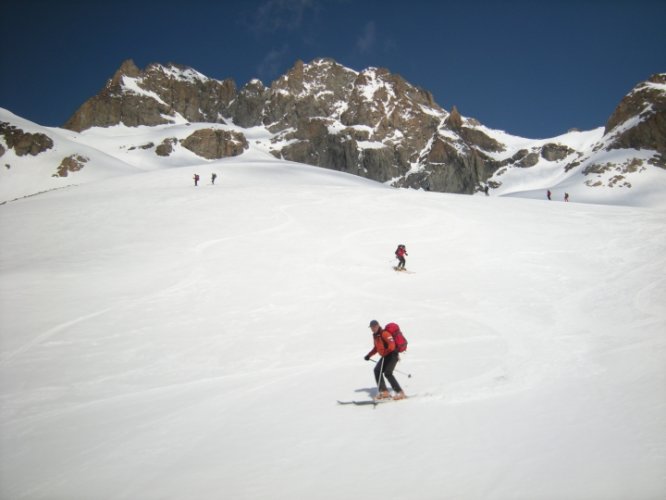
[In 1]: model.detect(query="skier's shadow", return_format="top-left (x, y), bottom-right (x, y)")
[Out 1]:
top-left (355, 387), bottom-right (377, 397)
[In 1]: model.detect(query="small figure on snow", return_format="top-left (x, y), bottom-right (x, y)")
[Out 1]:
top-left (564, 192), bottom-right (569, 202)
top-left (365, 320), bottom-right (405, 400)
top-left (395, 244), bottom-right (408, 270)
top-left (484, 185), bottom-right (489, 196)
top-left (547, 189), bottom-right (552, 200)
top-left (211, 172), bottom-right (217, 185)
top-left (193, 173), bottom-right (200, 187)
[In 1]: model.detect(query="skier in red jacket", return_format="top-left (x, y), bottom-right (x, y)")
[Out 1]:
top-left (395, 244), bottom-right (408, 270)
top-left (364, 320), bottom-right (405, 400)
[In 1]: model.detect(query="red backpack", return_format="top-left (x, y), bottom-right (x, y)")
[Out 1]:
top-left (384, 322), bottom-right (408, 353)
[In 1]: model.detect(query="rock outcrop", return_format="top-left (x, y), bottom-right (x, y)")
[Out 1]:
top-left (0, 122), bottom-right (54, 156)
top-left (604, 73), bottom-right (666, 164)
top-left (54, 154), bottom-right (88, 177)
top-left (181, 129), bottom-right (248, 160)
top-left (64, 60), bottom-right (236, 132)
top-left (155, 137), bottom-right (178, 157)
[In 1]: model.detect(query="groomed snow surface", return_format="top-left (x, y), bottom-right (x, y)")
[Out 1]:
top-left (1, 145), bottom-right (665, 500)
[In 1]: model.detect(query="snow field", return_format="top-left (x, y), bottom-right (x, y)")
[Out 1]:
top-left (1, 155), bottom-right (665, 499)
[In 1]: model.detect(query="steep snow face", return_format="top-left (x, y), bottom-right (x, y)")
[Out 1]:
top-left (0, 152), bottom-right (664, 499)
top-left (358, 67), bottom-right (393, 102)
top-left (121, 76), bottom-right (169, 105)
top-left (155, 63), bottom-right (212, 84)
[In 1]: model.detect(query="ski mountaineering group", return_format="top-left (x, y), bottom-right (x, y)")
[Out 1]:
top-left (357, 244), bottom-right (412, 403)
top-left (190, 173), bottom-right (576, 404)
top-left (193, 171), bottom-right (413, 403)
top-left (190, 172), bottom-right (411, 402)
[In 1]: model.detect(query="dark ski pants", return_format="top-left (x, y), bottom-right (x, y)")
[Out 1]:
top-left (374, 351), bottom-right (402, 393)
top-left (397, 256), bottom-right (406, 269)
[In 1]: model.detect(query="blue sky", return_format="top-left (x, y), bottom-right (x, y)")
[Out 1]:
top-left (1, 0), bottom-right (664, 138)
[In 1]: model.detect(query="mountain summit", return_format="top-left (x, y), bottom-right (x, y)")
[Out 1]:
top-left (60, 58), bottom-right (665, 195)
top-left (1, 58), bottom-right (664, 202)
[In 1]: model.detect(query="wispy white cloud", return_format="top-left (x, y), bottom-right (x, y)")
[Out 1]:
top-left (256, 44), bottom-right (290, 80)
top-left (251, 0), bottom-right (316, 35)
top-left (356, 21), bottom-right (376, 54)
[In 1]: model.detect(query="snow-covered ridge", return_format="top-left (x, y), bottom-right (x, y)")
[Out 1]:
top-left (630, 73), bottom-right (666, 96)
top-left (155, 63), bottom-right (211, 84)
top-left (2, 102), bottom-right (665, 208)
top-left (4, 62), bottom-right (666, 207)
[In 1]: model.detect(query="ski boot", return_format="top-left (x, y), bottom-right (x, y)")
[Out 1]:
top-left (374, 390), bottom-right (391, 400)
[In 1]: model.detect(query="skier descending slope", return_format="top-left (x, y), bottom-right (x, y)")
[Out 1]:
top-left (364, 320), bottom-right (405, 400)
top-left (394, 244), bottom-right (408, 271)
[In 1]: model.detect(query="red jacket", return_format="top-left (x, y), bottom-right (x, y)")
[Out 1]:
top-left (396, 247), bottom-right (407, 257)
top-left (366, 329), bottom-right (396, 358)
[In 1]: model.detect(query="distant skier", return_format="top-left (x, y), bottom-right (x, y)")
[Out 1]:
top-left (547, 189), bottom-right (552, 200)
top-left (484, 185), bottom-right (489, 196)
top-left (194, 173), bottom-right (200, 187)
top-left (364, 320), bottom-right (405, 400)
top-left (564, 192), bottom-right (569, 202)
top-left (395, 244), bottom-right (408, 270)
top-left (211, 172), bottom-right (217, 185)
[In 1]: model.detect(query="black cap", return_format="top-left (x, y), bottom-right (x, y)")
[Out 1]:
top-left (369, 320), bottom-right (379, 327)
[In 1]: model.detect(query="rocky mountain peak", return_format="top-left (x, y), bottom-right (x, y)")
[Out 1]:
top-left (446, 105), bottom-right (463, 130)
top-left (271, 58), bottom-right (357, 103)
top-left (64, 60), bottom-right (236, 132)
top-left (604, 73), bottom-right (666, 155)
top-left (59, 59), bottom-right (665, 195)
top-left (110, 59), bottom-right (141, 86)
top-left (274, 59), bottom-right (306, 94)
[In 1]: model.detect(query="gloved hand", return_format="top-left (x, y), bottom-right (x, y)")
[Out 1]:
top-left (364, 354), bottom-right (370, 361)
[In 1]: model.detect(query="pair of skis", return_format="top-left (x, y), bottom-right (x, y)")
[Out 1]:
top-left (337, 396), bottom-right (411, 407)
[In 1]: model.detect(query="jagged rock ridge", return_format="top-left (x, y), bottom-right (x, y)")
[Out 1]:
top-left (62, 59), bottom-right (665, 194)
top-left (604, 73), bottom-right (666, 158)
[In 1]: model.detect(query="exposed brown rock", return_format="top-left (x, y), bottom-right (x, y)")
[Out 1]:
top-left (519, 152), bottom-right (540, 168)
top-left (181, 129), bottom-right (248, 159)
top-left (445, 106), bottom-right (463, 130)
top-left (541, 143), bottom-right (575, 161)
top-left (459, 127), bottom-right (505, 153)
top-left (64, 59), bottom-right (236, 132)
top-left (155, 137), bottom-right (178, 157)
top-left (0, 122), bottom-right (54, 156)
top-left (604, 73), bottom-right (666, 155)
top-left (54, 154), bottom-right (88, 177)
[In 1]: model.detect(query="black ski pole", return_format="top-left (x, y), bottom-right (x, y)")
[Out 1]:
top-left (367, 358), bottom-right (412, 378)
top-left (376, 356), bottom-right (385, 395)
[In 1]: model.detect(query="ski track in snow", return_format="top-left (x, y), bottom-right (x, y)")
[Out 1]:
top-left (0, 307), bottom-right (116, 364)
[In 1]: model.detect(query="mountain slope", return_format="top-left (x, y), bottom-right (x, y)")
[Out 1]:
top-left (3, 102), bottom-right (666, 208)
top-left (49, 58), bottom-right (666, 198)
top-left (1, 151), bottom-right (665, 499)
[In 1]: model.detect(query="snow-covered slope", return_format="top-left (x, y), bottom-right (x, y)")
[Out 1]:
top-left (2, 106), bottom-right (666, 208)
top-left (481, 125), bottom-right (666, 206)
top-left (1, 144), bottom-right (665, 498)
top-left (0, 109), bottom-right (141, 202)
